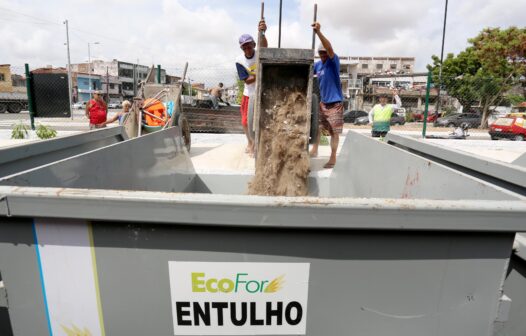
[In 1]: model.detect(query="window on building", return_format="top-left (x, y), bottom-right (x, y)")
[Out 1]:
top-left (361, 64), bottom-right (368, 69)
top-left (403, 64), bottom-right (411, 70)
top-left (376, 64), bottom-right (383, 70)
top-left (0, 74), bottom-right (5, 81)
top-left (109, 84), bottom-right (115, 89)
top-left (122, 82), bottom-right (133, 91)
top-left (118, 69), bottom-right (133, 78)
top-left (390, 64), bottom-right (397, 70)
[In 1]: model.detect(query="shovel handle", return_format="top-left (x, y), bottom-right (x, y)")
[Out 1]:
top-left (312, 3), bottom-right (318, 50)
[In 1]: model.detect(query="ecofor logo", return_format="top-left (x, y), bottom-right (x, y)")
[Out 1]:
top-left (169, 262), bottom-right (310, 335)
top-left (191, 272), bottom-right (285, 293)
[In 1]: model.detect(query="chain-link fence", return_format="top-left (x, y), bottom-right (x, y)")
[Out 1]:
top-left (3, 62), bottom-right (524, 133)
top-left (429, 74), bottom-right (525, 128)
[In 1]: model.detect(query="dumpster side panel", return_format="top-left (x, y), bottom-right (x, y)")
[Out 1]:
top-left (0, 127), bottom-right (127, 179)
top-left (331, 132), bottom-right (520, 200)
top-left (0, 218), bottom-right (50, 336)
top-left (91, 222), bottom-right (513, 336)
top-left (498, 255), bottom-right (526, 336)
top-left (0, 128), bottom-right (196, 193)
top-left (30, 219), bottom-right (106, 336)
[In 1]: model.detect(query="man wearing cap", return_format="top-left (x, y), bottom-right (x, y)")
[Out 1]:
top-left (85, 90), bottom-right (108, 130)
top-left (368, 90), bottom-right (402, 137)
top-left (236, 20), bottom-right (267, 155)
top-left (309, 22), bottom-right (344, 169)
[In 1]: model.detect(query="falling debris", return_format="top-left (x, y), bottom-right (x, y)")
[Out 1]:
top-left (249, 87), bottom-right (310, 196)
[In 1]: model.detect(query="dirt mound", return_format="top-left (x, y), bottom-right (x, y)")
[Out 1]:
top-left (248, 87), bottom-right (310, 196)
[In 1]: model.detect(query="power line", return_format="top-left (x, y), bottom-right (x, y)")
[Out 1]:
top-left (0, 17), bottom-right (61, 26)
top-left (0, 6), bottom-right (61, 25)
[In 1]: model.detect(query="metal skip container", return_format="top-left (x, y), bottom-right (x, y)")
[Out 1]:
top-left (0, 128), bottom-right (525, 336)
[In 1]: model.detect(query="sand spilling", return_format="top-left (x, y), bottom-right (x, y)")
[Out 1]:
top-left (249, 87), bottom-right (310, 196)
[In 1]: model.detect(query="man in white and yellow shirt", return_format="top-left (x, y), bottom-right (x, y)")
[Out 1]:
top-left (368, 92), bottom-right (401, 137)
top-left (235, 19), bottom-right (267, 156)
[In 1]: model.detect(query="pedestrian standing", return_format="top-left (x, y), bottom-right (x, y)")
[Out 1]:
top-left (85, 90), bottom-right (108, 130)
top-left (368, 91), bottom-right (401, 137)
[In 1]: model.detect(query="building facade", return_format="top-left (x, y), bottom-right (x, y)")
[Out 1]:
top-left (71, 60), bottom-right (167, 101)
top-left (313, 55), bottom-right (416, 110)
top-left (72, 73), bottom-right (102, 103)
top-left (0, 64), bottom-right (13, 93)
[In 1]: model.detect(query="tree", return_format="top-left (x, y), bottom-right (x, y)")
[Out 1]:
top-left (428, 27), bottom-right (526, 127)
top-left (182, 83), bottom-right (197, 96)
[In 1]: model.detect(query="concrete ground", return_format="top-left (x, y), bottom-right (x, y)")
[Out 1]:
top-left (190, 132), bottom-right (345, 176)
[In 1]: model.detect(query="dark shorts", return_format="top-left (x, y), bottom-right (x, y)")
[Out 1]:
top-left (319, 101), bottom-right (344, 135)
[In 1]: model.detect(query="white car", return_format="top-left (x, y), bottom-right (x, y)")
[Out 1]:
top-left (72, 101), bottom-right (87, 109)
top-left (108, 102), bottom-right (122, 109)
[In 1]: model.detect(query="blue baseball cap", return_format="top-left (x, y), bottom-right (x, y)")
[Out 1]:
top-left (239, 34), bottom-right (254, 46)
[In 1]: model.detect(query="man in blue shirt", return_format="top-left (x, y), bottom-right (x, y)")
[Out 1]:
top-left (309, 22), bottom-right (344, 169)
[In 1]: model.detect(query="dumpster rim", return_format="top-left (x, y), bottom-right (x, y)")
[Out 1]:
top-left (1, 186), bottom-right (525, 232)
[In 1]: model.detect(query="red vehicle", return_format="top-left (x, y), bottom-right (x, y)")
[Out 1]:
top-left (489, 113), bottom-right (526, 141)
top-left (413, 111), bottom-right (440, 123)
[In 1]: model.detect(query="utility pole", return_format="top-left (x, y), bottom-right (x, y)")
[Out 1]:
top-left (436, 0), bottom-right (449, 117)
top-left (87, 42), bottom-right (100, 100)
top-left (64, 19), bottom-right (73, 120)
top-left (106, 66), bottom-right (109, 104)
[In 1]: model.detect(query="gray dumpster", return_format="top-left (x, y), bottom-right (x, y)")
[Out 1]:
top-left (0, 126), bottom-right (128, 179)
top-left (385, 132), bottom-right (526, 336)
top-left (0, 128), bottom-right (525, 336)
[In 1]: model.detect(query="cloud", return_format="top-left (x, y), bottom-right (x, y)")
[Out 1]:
top-left (0, 0), bottom-right (525, 81)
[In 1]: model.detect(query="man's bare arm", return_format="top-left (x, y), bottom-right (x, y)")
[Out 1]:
top-left (312, 22), bottom-right (335, 59)
top-left (259, 20), bottom-right (268, 48)
top-left (245, 75), bottom-right (256, 85)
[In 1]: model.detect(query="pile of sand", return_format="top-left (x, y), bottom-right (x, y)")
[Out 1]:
top-left (248, 87), bottom-right (310, 196)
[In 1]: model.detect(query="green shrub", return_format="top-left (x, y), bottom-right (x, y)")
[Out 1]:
top-left (11, 122), bottom-right (29, 139)
top-left (36, 124), bottom-right (57, 139)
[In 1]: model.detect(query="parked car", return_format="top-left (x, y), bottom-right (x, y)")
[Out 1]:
top-left (343, 110), bottom-right (368, 123)
top-left (390, 113), bottom-right (406, 126)
top-left (434, 113), bottom-right (481, 128)
top-left (489, 113), bottom-right (526, 141)
top-left (108, 102), bottom-right (122, 109)
top-left (413, 111), bottom-right (441, 123)
top-left (354, 116), bottom-right (369, 125)
top-left (73, 101), bottom-right (87, 110)
top-left (354, 113), bottom-right (406, 126)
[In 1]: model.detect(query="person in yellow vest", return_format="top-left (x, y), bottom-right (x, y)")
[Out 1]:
top-left (368, 92), bottom-right (401, 137)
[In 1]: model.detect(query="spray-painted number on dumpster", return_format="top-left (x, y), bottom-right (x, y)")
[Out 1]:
top-left (169, 262), bottom-right (310, 335)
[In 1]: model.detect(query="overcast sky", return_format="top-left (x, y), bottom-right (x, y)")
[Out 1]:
top-left (1, 0), bottom-right (525, 84)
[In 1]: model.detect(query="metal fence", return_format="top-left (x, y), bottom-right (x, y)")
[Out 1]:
top-left (429, 74), bottom-right (525, 126)
top-left (2, 63), bottom-right (524, 133)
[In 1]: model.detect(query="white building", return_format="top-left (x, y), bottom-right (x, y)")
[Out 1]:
top-left (314, 56), bottom-right (416, 110)
top-left (71, 60), bottom-right (167, 100)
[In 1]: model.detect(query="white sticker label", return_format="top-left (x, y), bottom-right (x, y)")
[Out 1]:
top-left (169, 262), bottom-right (310, 335)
